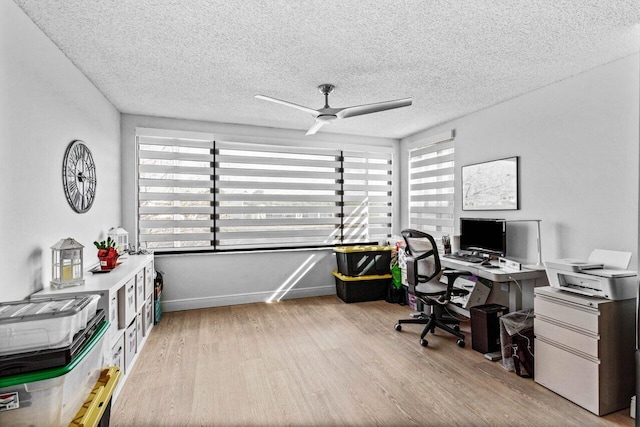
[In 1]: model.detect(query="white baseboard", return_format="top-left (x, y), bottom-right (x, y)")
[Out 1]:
top-left (162, 285), bottom-right (336, 312)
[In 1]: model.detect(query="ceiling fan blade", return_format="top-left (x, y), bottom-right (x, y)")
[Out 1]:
top-left (255, 95), bottom-right (318, 116)
top-left (305, 120), bottom-right (326, 136)
top-left (337, 98), bottom-right (412, 119)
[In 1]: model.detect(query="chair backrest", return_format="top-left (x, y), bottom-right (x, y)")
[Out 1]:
top-left (401, 229), bottom-right (442, 294)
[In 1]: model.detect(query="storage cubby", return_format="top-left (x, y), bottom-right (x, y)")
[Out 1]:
top-left (32, 254), bottom-right (154, 403)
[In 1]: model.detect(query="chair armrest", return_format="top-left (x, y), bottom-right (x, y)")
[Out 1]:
top-left (441, 269), bottom-right (472, 300)
top-left (442, 269), bottom-right (472, 278)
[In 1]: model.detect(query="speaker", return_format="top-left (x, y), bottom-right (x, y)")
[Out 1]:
top-left (470, 304), bottom-right (509, 354)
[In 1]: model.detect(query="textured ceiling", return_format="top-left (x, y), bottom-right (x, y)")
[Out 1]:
top-left (13, 0), bottom-right (640, 139)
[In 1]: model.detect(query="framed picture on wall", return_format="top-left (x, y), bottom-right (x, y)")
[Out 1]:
top-left (462, 156), bottom-right (519, 210)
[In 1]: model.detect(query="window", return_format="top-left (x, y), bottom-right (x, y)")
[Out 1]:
top-left (137, 130), bottom-right (392, 252)
top-left (408, 138), bottom-right (455, 250)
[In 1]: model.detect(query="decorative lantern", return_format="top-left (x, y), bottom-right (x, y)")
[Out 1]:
top-left (108, 226), bottom-right (129, 254)
top-left (51, 238), bottom-right (85, 288)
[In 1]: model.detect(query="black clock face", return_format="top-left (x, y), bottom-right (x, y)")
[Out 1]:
top-left (62, 140), bottom-right (96, 213)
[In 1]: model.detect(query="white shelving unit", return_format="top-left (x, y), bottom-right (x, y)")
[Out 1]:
top-left (32, 253), bottom-right (155, 401)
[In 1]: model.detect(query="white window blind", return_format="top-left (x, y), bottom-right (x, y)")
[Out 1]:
top-left (137, 131), bottom-right (392, 252)
top-left (342, 150), bottom-right (393, 244)
top-left (216, 141), bottom-right (343, 250)
top-left (138, 135), bottom-right (215, 250)
top-left (408, 139), bottom-right (455, 248)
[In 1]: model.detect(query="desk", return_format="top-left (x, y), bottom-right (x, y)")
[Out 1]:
top-left (440, 257), bottom-right (547, 312)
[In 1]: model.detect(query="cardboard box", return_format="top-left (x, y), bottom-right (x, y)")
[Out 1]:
top-left (450, 276), bottom-right (491, 309)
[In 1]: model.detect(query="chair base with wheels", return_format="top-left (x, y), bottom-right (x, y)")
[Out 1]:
top-left (395, 299), bottom-right (466, 348)
top-left (393, 229), bottom-right (471, 348)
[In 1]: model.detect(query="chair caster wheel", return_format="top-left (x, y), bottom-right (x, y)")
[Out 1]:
top-left (430, 327), bottom-right (436, 334)
top-left (394, 324), bottom-right (402, 331)
top-left (420, 339), bottom-right (428, 347)
top-left (453, 325), bottom-right (460, 332)
top-left (457, 339), bottom-right (465, 348)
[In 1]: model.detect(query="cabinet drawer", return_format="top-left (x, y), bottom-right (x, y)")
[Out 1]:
top-left (534, 317), bottom-right (599, 358)
top-left (535, 296), bottom-right (599, 333)
top-left (535, 337), bottom-right (600, 415)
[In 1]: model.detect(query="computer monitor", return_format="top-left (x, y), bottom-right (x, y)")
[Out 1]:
top-left (459, 218), bottom-right (506, 257)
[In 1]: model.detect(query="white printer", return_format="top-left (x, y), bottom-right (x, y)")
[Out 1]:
top-left (545, 249), bottom-right (637, 300)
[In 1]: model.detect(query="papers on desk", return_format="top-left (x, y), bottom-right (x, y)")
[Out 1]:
top-left (589, 249), bottom-right (631, 270)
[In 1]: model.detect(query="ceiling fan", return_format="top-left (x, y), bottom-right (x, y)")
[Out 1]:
top-left (255, 84), bottom-right (412, 136)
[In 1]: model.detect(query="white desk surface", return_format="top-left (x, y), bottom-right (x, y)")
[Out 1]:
top-left (441, 257), bottom-right (548, 312)
top-left (440, 257), bottom-right (546, 282)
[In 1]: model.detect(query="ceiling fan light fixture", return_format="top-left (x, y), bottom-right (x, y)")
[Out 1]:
top-left (316, 114), bottom-right (337, 123)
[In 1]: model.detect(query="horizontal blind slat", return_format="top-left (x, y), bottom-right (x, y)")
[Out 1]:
top-left (409, 206), bottom-right (454, 214)
top-left (140, 220), bottom-right (214, 228)
top-left (217, 181), bottom-right (341, 191)
top-left (217, 217), bottom-right (341, 227)
top-left (139, 150), bottom-right (213, 162)
top-left (139, 192), bottom-right (214, 202)
top-left (141, 233), bottom-right (214, 242)
top-left (410, 193), bottom-right (455, 202)
top-left (409, 140), bottom-right (453, 157)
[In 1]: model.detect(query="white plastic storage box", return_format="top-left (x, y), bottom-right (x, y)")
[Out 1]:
top-left (109, 293), bottom-right (119, 340)
top-left (124, 320), bottom-right (137, 374)
top-left (118, 278), bottom-right (136, 328)
top-left (0, 320), bottom-right (108, 426)
top-left (136, 312), bottom-right (143, 349)
top-left (110, 334), bottom-right (124, 370)
top-left (0, 295), bottom-right (100, 356)
top-left (136, 269), bottom-right (145, 310)
top-left (145, 262), bottom-right (154, 298)
top-left (143, 296), bottom-right (153, 336)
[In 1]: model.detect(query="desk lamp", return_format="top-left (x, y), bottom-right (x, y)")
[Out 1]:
top-left (506, 220), bottom-right (543, 270)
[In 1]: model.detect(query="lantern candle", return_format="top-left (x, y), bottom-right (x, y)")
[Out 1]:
top-left (51, 238), bottom-right (85, 288)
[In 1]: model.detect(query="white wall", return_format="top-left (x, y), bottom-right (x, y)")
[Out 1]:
top-left (401, 54), bottom-right (640, 270)
top-left (0, 0), bottom-right (121, 301)
top-left (120, 114), bottom-right (400, 311)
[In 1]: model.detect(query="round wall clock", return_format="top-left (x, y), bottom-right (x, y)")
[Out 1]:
top-left (62, 140), bottom-right (97, 213)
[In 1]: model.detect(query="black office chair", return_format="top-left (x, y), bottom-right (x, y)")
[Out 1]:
top-left (394, 229), bottom-right (472, 348)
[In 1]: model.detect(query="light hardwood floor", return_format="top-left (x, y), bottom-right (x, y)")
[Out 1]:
top-left (112, 296), bottom-right (633, 426)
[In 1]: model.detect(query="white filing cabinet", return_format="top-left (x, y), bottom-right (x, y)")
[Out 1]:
top-left (534, 286), bottom-right (635, 416)
top-left (32, 254), bottom-right (154, 403)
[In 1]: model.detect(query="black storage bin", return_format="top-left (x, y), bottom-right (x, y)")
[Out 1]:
top-left (0, 310), bottom-right (106, 377)
top-left (334, 246), bottom-right (392, 276)
top-left (333, 271), bottom-right (391, 303)
top-left (470, 303), bottom-right (508, 354)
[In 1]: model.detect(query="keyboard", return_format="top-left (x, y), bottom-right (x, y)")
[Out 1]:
top-left (443, 253), bottom-right (485, 264)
